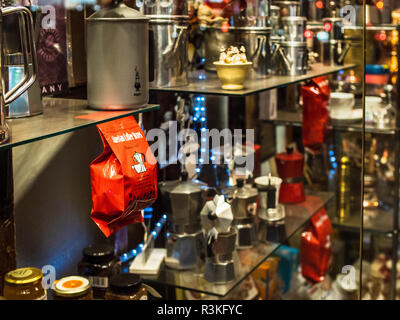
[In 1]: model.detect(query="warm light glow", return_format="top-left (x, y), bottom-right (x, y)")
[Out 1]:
top-left (376, 1), bottom-right (384, 10)
top-left (316, 1), bottom-right (324, 9)
top-left (221, 22), bottom-right (229, 33)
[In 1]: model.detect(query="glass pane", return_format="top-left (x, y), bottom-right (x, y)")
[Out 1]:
top-left (360, 2), bottom-right (400, 300)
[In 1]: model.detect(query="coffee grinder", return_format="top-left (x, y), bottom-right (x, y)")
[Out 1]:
top-left (201, 195), bottom-right (238, 284)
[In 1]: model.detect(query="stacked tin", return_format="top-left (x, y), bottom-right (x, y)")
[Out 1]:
top-left (139, 0), bottom-right (189, 87)
top-left (271, 0), bottom-right (309, 75)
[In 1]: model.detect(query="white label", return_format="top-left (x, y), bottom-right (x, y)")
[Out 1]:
top-left (89, 276), bottom-right (108, 289)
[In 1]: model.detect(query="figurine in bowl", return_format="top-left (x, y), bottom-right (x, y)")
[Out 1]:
top-left (214, 46), bottom-right (252, 90)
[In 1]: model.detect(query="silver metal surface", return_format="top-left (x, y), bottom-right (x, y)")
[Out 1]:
top-left (270, 5), bottom-right (280, 37)
top-left (282, 16), bottom-right (307, 42)
top-left (321, 40), bottom-right (351, 66)
top-left (272, 41), bottom-right (308, 76)
top-left (159, 177), bottom-right (209, 234)
top-left (86, 4), bottom-right (150, 110)
top-left (204, 229), bottom-right (237, 283)
top-left (234, 221), bottom-right (257, 249)
top-left (258, 207), bottom-right (286, 243)
top-left (138, 0), bottom-right (188, 16)
top-left (149, 17), bottom-right (189, 87)
top-left (0, 5), bottom-right (37, 144)
top-left (273, 1), bottom-right (301, 17)
top-left (165, 231), bottom-right (204, 270)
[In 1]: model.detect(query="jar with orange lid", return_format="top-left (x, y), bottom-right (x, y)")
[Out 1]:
top-left (52, 276), bottom-right (93, 300)
top-left (3, 267), bottom-right (47, 300)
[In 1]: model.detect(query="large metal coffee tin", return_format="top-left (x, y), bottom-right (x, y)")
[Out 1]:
top-left (272, 40), bottom-right (308, 76)
top-left (273, 1), bottom-right (301, 17)
top-left (86, 4), bottom-right (150, 110)
top-left (148, 15), bottom-right (189, 87)
top-left (282, 16), bottom-right (307, 42)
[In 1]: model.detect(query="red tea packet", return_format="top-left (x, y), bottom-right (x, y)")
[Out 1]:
top-left (300, 208), bottom-right (332, 283)
top-left (90, 116), bottom-right (157, 237)
top-left (301, 76), bottom-right (331, 152)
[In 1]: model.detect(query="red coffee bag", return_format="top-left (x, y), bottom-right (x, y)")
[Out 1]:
top-left (300, 208), bottom-right (332, 283)
top-left (90, 116), bottom-right (157, 237)
top-left (301, 76), bottom-right (331, 152)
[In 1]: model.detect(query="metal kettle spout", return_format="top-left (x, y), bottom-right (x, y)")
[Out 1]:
top-left (278, 46), bottom-right (293, 72)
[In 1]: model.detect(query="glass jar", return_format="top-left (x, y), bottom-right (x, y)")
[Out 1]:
top-left (53, 276), bottom-right (93, 300)
top-left (4, 267), bottom-right (47, 300)
top-left (78, 243), bottom-right (119, 299)
top-left (105, 273), bottom-right (147, 300)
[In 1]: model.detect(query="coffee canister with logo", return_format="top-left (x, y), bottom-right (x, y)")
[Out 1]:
top-left (86, 1), bottom-right (150, 110)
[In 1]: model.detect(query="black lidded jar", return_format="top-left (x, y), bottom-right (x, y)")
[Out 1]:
top-left (78, 243), bottom-right (120, 299)
top-left (105, 273), bottom-right (147, 300)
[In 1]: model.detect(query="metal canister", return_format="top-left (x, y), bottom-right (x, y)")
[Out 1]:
top-left (272, 41), bottom-right (308, 76)
top-left (282, 16), bottom-right (307, 42)
top-left (148, 16), bottom-right (189, 87)
top-left (337, 156), bottom-right (351, 223)
top-left (270, 5), bottom-right (280, 37)
top-left (86, 2), bottom-right (150, 110)
top-left (272, 1), bottom-right (301, 17)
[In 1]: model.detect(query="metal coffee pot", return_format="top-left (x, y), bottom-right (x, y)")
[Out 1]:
top-left (272, 40), bottom-right (308, 76)
top-left (201, 195), bottom-right (238, 283)
top-left (255, 175), bottom-right (286, 243)
top-left (0, 4), bottom-right (37, 144)
top-left (138, 0), bottom-right (189, 87)
top-left (320, 17), bottom-right (351, 66)
top-left (159, 171), bottom-right (211, 270)
top-left (229, 178), bottom-right (258, 249)
top-left (86, 1), bottom-right (152, 110)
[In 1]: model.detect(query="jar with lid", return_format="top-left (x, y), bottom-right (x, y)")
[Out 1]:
top-left (53, 276), bottom-right (93, 300)
top-left (105, 273), bottom-right (147, 300)
top-left (78, 243), bottom-right (119, 299)
top-left (3, 267), bottom-right (47, 300)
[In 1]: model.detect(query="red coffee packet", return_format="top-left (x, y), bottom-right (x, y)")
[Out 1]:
top-left (90, 116), bottom-right (157, 237)
top-left (300, 208), bottom-right (332, 283)
top-left (301, 76), bottom-right (331, 152)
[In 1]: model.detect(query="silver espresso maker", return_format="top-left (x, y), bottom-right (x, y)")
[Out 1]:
top-left (159, 171), bottom-right (209, 270)
top-left (201, 194), bottom-right (238, 284)
top-left (229, 178), bottom-right (258, 249)
top-left (0, 3), bottom-right (37, 144)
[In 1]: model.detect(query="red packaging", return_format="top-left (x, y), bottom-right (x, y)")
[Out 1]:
top-left (300, 208), bottom-right (332, 283)
top-left (90, 116), bottom-right (157, 237)
top-left (301, 76), bottom-right (331, 152)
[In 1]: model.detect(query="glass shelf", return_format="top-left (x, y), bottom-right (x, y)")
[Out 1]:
top-left (331, 208), bottom-right (394, 235)
top-left (150, 64), bottom-right (357, 97)
top-left (264, 110), bottom-right (396, 135)
top-left (0, 98), bottom-right (160, 150)
top-left (140, 191), bottom-right (334, 297)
